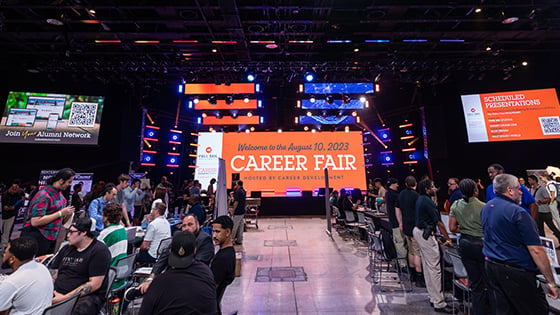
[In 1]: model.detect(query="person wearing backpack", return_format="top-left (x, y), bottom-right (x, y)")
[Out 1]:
top-left (540, 173), bottom-right (560, 229)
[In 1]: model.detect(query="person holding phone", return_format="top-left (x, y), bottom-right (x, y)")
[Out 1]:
top-left (22, 168), bottom-right (75, 256)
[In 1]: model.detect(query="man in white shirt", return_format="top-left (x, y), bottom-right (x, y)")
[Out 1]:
top-left (541, 173), bottom-right (560, 228)
top-left (137, 203), bottom-right (171, 264)
top-left (0, 237), bottom-right (53, 315)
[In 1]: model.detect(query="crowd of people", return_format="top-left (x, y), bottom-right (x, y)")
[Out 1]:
top-left (331, 163), bottom-right (560, 314)
top-left (0, 168), bottom-right (236, 315)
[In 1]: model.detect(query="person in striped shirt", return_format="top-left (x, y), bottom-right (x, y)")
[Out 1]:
top-left (98, 202), bottom-right (127, 289)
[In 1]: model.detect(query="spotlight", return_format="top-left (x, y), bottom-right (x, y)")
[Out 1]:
top-left (246, 73), bottom-right (256, 82)
top-left (231, 111), bottom-right (238, 118)
top-left (521, 61), bottom-right (528, 66)
top-left (475, 8), bottom-right (482, 13)
top-left (193, 97), bottom-right (200, 104)
top-left (201, 113), bottom-right (207, 118)
top-left (342, 95), bottom-right (350, 104)
top-left (306, 111), bottom-right (312, 116)
top-left (351, 111), bottom-right (357, 117)
top-left (243, 96), bottom-right (250, 103)
top-left (278, 129), bottom-right (282, 133)
top-left (325, 95), bottom-right (334, 104)
top-left (208, 95), bottom-right (217, 105)
top-left (304, 126), bottom-right (309, 131)
top-left (245, 129), bottom-right (250, 133)
top-left (311, 128), bottom-right (316, 133)
top-left (247, 112), bottom-right (253, 117)
top-left (225, 95), bottom-right (234, 104)
top-left (309, 95), bottom-right (316, 103)
top-left (250, 126), bottom-right (255, 131)
top-left (359, 96), bottom-right (367, 103)
top-left (304, 72), bottom-right (315, 82)
top-left (344, 126), bottom-right (350, 133)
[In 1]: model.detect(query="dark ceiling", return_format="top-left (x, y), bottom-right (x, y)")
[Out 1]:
top-left (1, 0), bottom-right (560, 89)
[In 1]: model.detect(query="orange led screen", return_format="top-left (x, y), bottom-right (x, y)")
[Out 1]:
top-left (194, 99), bottom-right (258, 110)
top-left (461, 88), bottom-right (560, 142)
top-left (202, 115), bottom-right (260, 125)
top-left (184, 83), bottom-right (255, 94)
top-left (195, 131), bottom-right (366, 195)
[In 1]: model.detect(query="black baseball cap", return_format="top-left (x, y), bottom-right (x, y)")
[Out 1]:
top-left (387, 178), bottom-right (398, 185)
top-left (71, 216), bottom-right (96, 238)
top-left (168, 231), bottom-right (196, 269)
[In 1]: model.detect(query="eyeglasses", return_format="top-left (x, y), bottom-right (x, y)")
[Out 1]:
top-left (448, 182), bottom-right (457, 186)
top-left (67, 229), bottom-right (80, 235)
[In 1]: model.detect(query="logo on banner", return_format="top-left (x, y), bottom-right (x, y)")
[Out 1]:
top-left (471, 108), bottom-right (476, 113)
top-left (206, 147), bottom-right (212, 153)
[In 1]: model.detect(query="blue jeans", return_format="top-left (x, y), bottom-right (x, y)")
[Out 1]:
top-left (458, 235), bottom-right (490, 315)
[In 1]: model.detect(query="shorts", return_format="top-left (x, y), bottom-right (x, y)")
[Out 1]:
top-left (405, 235), bottom-right (421, 256)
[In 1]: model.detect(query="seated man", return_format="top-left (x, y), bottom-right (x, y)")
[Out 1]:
top-left (139, 231), bottom-right (217, 315)
top-left (137, 202), bottom-right (171, 264)
top-left (0, 237), bottom-right (53, 315)
top-left (51, 217), bottom-right (111, 315)
top-left (126, 213), bottom-right (214, 300)
top-left (98, 202), bottom-right (127, 288)
top-left (211, 215), bottom-right (236, 314)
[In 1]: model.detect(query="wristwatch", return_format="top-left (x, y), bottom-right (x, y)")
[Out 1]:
top-left (547, 282), bottom-right (557, 289)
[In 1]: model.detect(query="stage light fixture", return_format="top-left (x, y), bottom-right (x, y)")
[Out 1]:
top-left (243, 96), bottom-right (250, 103)
top-left (344, 126), bottom-right (350, 133)
top-left (342, 95), bottom-right (350, 104)
top-left (325, 95), bottom-right (334, 104)
top-left (351, 111), bottom-right (357, 117)
top-left (311, 128), bottom-right (316, 133)
top-left (231, 111), bottom-right (238, 118)
top-left (306, 111), bottom-right (312, 116)
top-left (177, 84), bottom-right (183, 93)
top-left (245, 129), bottom-right (250, 133)
top-left (278, 129), bottom-right (283, 133)
top-left (193, 97), bottom-right (200, 104)
top-left (304, 72), bottom-right (315, 82)
top-left (309, 95), bottom-right (316, 103)
top-left (201, 113), bottom-right (207, 118)
top-left (359, 96), bottom-right (367, 103)
top-left (208, 95), bottom-right (217, 105)
top-left (521, 61), bottom-right (528, 66)
top-left (225, 95), bottom-right (234, 104)
top-left (246, 73), bottom-right (256, 82)
top-left (247, 112), bottom-right (253, 117)
top-left (304, 126), bottom-right (309, 131)
top-left (250, 127), bottom-right (255, 131)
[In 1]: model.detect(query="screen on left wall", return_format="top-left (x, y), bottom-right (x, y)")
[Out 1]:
top-left (0, 91), bottom-right (105, 145)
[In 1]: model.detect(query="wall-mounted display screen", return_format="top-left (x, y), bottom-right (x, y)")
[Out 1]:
top-left (195, 131), bottom-right (366, 196)
top-left (461, 88), bottom-right (560, 143)
top-left (0, 91), bottom-right (104, 145)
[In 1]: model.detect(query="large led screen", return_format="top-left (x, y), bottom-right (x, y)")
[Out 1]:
top-left (195, 131), bottom-right (366, 196)
top-left (0, 91), bottom-right (104, 145)
top-left (461, 88), bottom-right (560, 143)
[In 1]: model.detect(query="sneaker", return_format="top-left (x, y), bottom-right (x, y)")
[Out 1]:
top-left (124, 287), bottom-right (143, 302)
top-left (434, 306), bottom-right (456, 313)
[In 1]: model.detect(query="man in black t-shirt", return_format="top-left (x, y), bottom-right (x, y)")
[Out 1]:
top-left (51, 217), bottom-right (111, 315)
top-left (397, 176), bottom-right (424, 287)
top-left (1, 179), bottom-right (24, 252)
top-left (230, 181), bottom-right (246, 245)
top-left (211, 215), bottom-right (236, 314)
top-left (139, 231), bottom-right (217, 315)
top-left (386, 178), bottom-right (406, 259)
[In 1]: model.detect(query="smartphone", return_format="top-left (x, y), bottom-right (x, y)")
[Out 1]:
top-left (46, 113), bottom-right (58, 131)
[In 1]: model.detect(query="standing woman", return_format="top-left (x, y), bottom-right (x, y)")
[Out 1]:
top-left (22, 168), bottom-right (75, 255)
top-left (449, 178), bottom-right (489, 315)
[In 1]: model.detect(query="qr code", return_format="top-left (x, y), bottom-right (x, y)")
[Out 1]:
top-left (539, 116), bottom-right (560, 135)
top-left (68, 102), bottom-right (98, 127)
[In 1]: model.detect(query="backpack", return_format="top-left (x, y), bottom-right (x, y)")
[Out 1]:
top-left (547, 182), bottom-right (560, 203)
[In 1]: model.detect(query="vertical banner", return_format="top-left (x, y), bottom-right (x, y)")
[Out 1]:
top-left (214, 158), bottom-right (228, 218)
top-left (324, 168), bottom-right (332, 237)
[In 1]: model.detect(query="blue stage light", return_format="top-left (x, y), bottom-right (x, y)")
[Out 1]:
top-left (247, 73), bottom-right (255, 82)
top-left (304, 72), bottom-right (315, 82)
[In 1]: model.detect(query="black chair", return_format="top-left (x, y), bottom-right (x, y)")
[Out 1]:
top-left (369, 228), bottom-right (412, 292)
top-left (99, 267), bottom-right (118, 315)
top-left (42, 289), bottom-right (82, 315)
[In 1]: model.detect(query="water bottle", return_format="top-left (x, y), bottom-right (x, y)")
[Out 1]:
top-left (109, 297), bottom-right (120, 314)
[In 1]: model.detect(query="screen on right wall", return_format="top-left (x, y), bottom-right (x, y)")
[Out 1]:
top-left (460, 88), bottom-right (560, 143)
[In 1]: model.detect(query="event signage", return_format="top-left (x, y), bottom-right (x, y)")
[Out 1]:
top-left (461, 88), bottom-right (560, 143)
top-left (0, 91), bottom-right (105, 145)
top-left (196, 131), bottom-right (366, 195)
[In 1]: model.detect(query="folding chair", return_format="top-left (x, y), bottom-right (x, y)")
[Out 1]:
top-left (99, 267), bottom-right (118, 315)
top-left (444, 248), bottom-right (471, 315)
top-left (42, 290), bottom-right (82, 315)
top-left (370, 228), bottom-right (412, 292)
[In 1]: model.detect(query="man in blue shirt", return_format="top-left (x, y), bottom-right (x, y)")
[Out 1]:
top-left (88, 185), bottom-right (117, 231)
top-left (486, 163), bottom-right (537, 220)
top-left (482, 173), bottom-right (558, 314)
